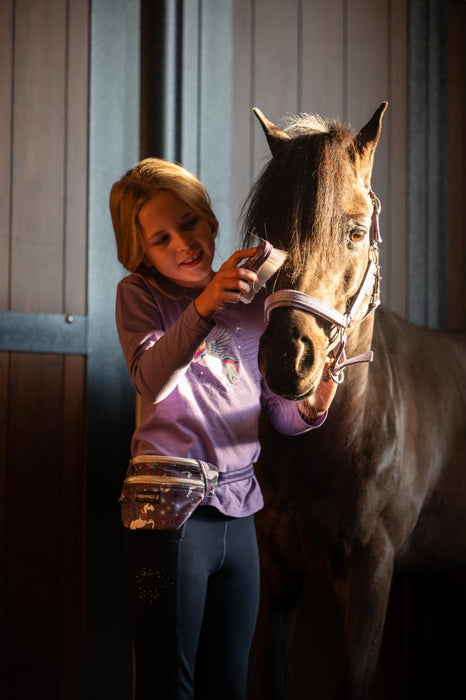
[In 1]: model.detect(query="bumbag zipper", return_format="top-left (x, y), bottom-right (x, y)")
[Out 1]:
top-left (124, 474), bottom-right (205, 489)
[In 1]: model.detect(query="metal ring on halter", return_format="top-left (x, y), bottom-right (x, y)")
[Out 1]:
top-left (329, 366), bottom-right (345, 383)
top-left (328, 344), bottom-right (347, 383)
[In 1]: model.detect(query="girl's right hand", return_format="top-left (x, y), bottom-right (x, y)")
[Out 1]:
top-left (194, 247), bottom-right (259, 320)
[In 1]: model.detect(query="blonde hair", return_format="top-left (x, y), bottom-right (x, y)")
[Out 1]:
top-left (109, 157), bottom-right (219, 273)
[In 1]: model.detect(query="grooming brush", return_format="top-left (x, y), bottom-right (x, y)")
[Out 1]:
top-left (238, 238), bottom-right (288, 303)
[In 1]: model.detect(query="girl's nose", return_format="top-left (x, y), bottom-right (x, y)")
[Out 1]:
top-left (173, 231), bottom-right (193, 251)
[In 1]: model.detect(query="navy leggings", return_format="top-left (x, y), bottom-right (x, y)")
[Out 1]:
top-left (124, 506), bottom-right (260, 700)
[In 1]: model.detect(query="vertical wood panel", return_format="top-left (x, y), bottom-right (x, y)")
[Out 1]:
top-left (408, 0), bottom-right (449, 328)
top-left (198, 0), bottom-right (234, 261)
top-left (5, 0), bottom-right (88, 315)
top-left (231, 0), bottom-right (253, 243)
top-left (86, 1), bottom-right (140, 695)
top-left (234, 0), bottom-right (302, 246)
top-left (64, 0), bottom-right (89, 316)
top-left (0, 1), bottom-right (13, 310)
top-left (345, 0), bottom-right (390, 124)
top-left (408, 0), bottom-right (429, 326)
top-left (300, 0), bottom-right (345, 118)
top-left (11, 0), bottom-right (66, 312)
top-left (0, 352), bottom-right (8, 696)
top-left (140, 0), bottom-right (183, 163)
top-left (181, 0), bottom-right (235, 262)
top-left (181, 0), bottom-right (201, 175)
top-left (426, 0), bottom-right (449, 328)
top-left (5, 353), bottom-right (63, 697)
top-left (448, 0), bottom-right (466, 330)
top-left (387, 0), bottom-right (408, 317)
top-left (346, 0), bottom-right (391, 308)
top-left (60, 354), bottom-right (86, 699)
top-left (1, 352), bottom-right (86, 699)
top-left (0, 353), bottom-right (7, 486)
top-left (252, 0), bottom-right (300, 174)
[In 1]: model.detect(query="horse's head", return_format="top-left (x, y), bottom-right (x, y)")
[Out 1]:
top-left (242, 103), bottom-right (387, 400)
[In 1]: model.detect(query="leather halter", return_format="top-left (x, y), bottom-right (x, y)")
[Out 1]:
top-left (264, 191), bottom-right (382, 382)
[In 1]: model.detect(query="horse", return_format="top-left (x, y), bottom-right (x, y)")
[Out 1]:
top-left (241, 103), bottom-right (466, 699)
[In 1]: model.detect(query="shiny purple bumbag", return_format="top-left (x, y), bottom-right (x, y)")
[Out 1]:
top-left (119, 455), bottom-right (219, 530)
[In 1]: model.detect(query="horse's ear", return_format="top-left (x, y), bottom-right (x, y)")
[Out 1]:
top-left (253, 107), bottom-right (291, 156)
top-left (354, 102), bottom-right (388, 188)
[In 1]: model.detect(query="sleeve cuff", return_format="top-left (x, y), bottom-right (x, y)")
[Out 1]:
top-left (298, 408), bottom-right (328, 428)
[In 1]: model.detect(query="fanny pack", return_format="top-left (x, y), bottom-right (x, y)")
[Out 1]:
top-left (119, 455), bottom-right (219, 531)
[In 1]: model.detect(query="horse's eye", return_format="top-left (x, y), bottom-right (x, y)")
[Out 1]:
top-left (349, 228), bottom-right (365, 244)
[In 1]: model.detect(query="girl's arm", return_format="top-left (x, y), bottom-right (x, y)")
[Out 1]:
top-left (116, 249), bottom-right (259, 403)
top-left (116, 277), bottom-right (211, 403)
top-left (261, 382), bottom-right (326, 435)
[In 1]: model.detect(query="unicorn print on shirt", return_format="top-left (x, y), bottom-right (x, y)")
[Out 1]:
top-left (193, 321), bottom-right (240, 383)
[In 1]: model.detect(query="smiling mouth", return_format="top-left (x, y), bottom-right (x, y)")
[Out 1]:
top-left (181, 250), bottom-right (202, 266)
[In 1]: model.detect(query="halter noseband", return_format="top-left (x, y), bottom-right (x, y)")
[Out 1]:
top-left (264, 191), bottom-right (382, 383)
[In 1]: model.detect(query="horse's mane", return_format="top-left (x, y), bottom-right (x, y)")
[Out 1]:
top-left (241, 113), bottom-right (357, 281)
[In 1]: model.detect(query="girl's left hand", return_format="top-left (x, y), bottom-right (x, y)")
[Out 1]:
top-left (297, 360), bottom-right (338, 421)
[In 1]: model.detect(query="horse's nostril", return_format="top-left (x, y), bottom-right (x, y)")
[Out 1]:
top-left (296, 337), bottom-right (314, 375)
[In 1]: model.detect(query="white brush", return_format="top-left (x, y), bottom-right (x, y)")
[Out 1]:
top-left (238, 238), bottom-right (288, 303)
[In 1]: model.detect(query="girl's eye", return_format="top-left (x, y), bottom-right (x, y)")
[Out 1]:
top-left (152, 234), bottom-right (169, 246)
top-left (349, 228), bottom-right (366, 244)
top-left (182, 217), bottom-right (199, 231)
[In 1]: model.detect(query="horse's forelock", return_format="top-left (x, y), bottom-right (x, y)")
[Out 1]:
top-left (282, 112), bottom-right (330, 137)
top-left (241, 114), bottom-right (356, 281)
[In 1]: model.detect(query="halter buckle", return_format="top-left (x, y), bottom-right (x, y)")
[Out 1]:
top-left (329, 339), bottom-right (347, 383)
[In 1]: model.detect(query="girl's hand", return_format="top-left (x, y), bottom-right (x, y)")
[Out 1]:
top-left (297, 360), bottom-right (338, 421)
top-left (194, 247), bottom-right (259, 320)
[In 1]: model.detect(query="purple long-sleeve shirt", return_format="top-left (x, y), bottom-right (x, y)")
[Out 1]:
top-left (116, 270), bottom-right (325, 517)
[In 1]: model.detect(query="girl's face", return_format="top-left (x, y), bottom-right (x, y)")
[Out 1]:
top-left (138, 191), bottom-right (215, 288)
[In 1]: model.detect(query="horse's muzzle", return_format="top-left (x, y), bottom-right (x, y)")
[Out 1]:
top-left (258, 313), bottom-right (327, 399)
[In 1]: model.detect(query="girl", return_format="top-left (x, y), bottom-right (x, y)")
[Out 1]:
top-left (110, 158), bottom-right (337, 700)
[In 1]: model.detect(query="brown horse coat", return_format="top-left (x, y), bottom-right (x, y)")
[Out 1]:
top-left (243, 105), bottom-right (466, 700)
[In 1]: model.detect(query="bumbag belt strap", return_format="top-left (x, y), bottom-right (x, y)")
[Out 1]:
top-left (217, 465), bottom-right (255, 485)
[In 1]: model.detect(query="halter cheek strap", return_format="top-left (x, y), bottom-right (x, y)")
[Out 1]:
top-left (264, 191), bottom-right (382, 382)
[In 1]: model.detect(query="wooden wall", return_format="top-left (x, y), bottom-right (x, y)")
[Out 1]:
top-left (176, 0), bottom-right (410, 316)
top-left (178, 0), bottom-right (461, 329)
top-left (231, 0), bottom-right (408, 317)
top-left (0, 0), bottom-right (88, 316)
top-left (0, 352), bottom-right (86, 698)
top-left (0, 1), bottom-right (89, 698)
top-left (449, 0), bottom-right (466, 330)
top-left (1, 0), bottom-right (139, 697)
